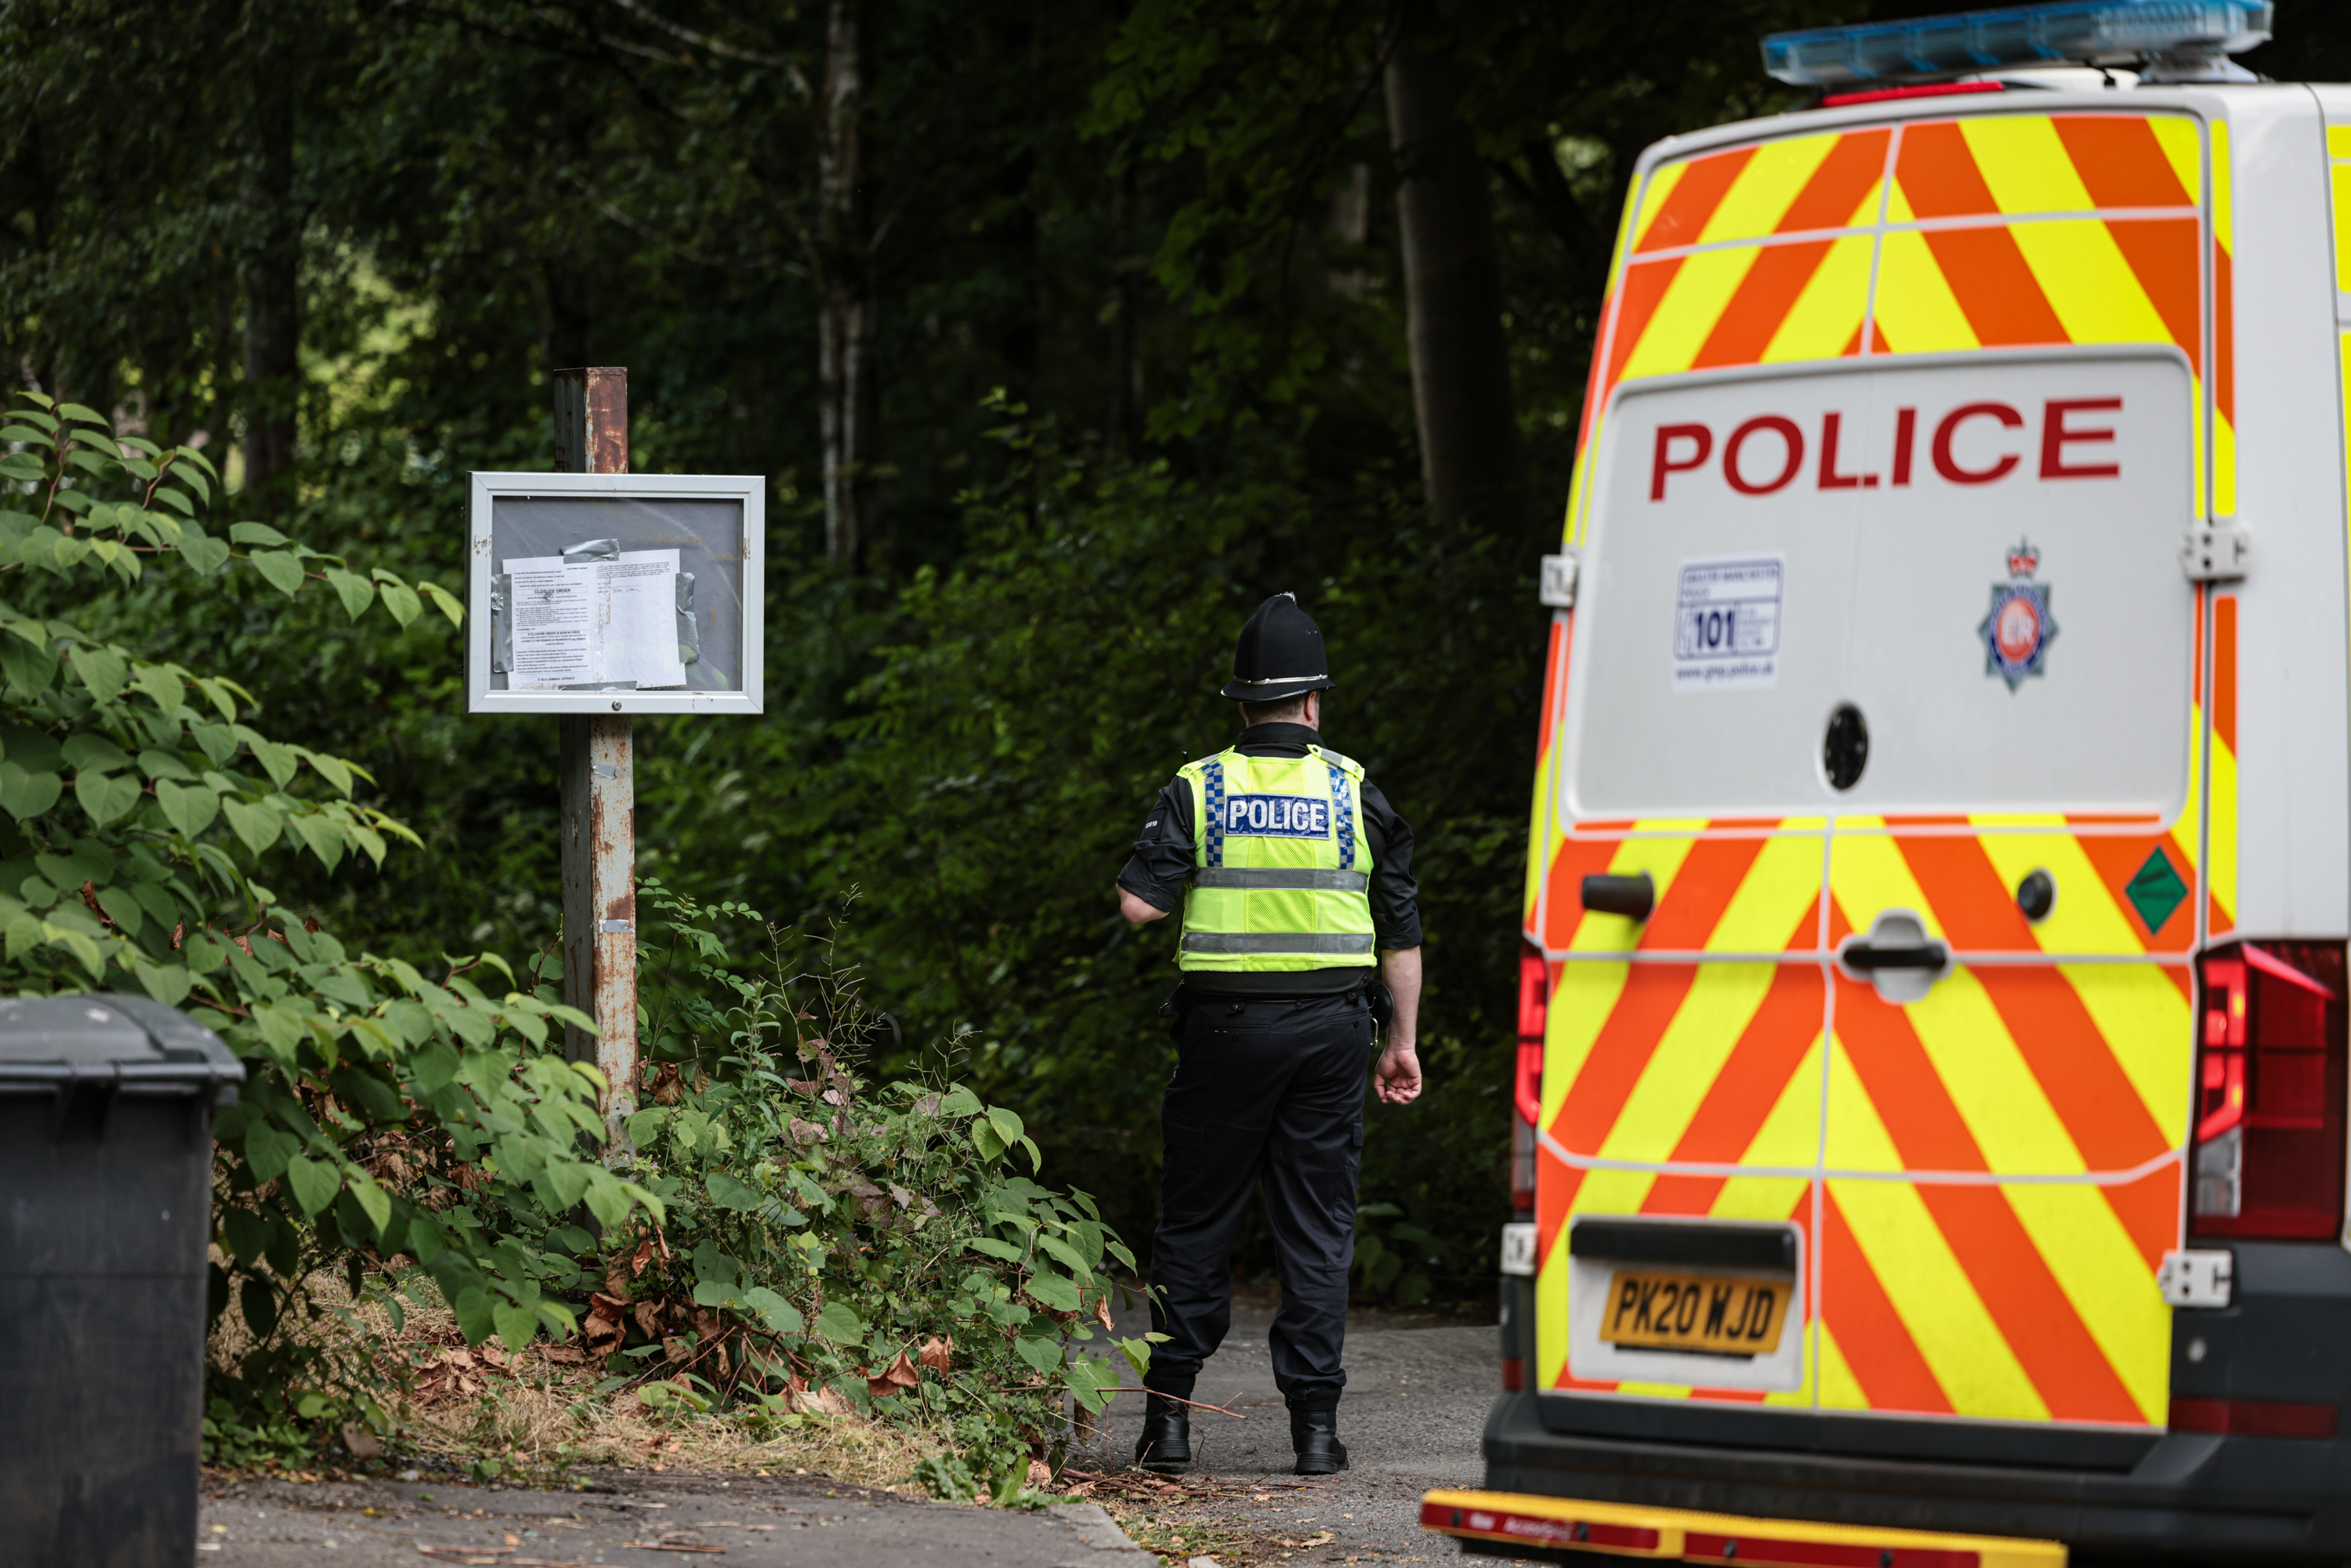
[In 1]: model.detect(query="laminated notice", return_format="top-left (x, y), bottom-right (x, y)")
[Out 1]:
top-left (1672, 556), bottom-right (1781, 693)
top-left (502, 549), bottom-right (690, 690)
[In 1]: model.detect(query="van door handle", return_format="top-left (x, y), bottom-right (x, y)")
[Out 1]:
top-left (1840, 940), bottom-right (1949, 972)
top-left (1581, 873), bottom-right (1654, 922)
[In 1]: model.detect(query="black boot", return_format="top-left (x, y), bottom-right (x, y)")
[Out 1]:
top-left (1290, 1400), bottom-right (1348, 1476)
top-left (1135, 1375), bottom-right (1194, 1472)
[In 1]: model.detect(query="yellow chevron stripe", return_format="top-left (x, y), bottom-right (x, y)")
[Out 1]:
top-left (1699, 132), bottom-right (1843, 246)
top-left (2208, 733), bottom-right (2237, 928)
top-left (1762, 232), bottom-right (1875, 364)
top-left (1958, 117), bottom-right (2095, 215)
top-left (1617, 247), bottom-right (1761, 382)
top-left (1816, 1317), bottom-right (1873, 1412)
top-left (1872, 230), bottom-right (1980, 353)
top-left (1712, 831), bottom-right (1828, 951)
top-left (2009, 219), bottom-right (2175, 346)
top-left (2212, 120), bottom-right (2233, 243)
top-left (2001, 1182), bottom-right (2169, 1424)
top-left (2149, 115), bottom-right (2202, 204)
top-left (1569, 1164), bottom-right (1657, 1217)
top-left (1544, 961), bottom-right (1628, 1128)
top-left (2330, 124), bottom-right (2351, 161)
top-left (1734, 1033), bottom-right (1827, 1170)
top-left (1824, 829), bottom-right (1947, 942)
top-left (1970, 827), bottom-right (2150, 958)
top-left (1630, 159), bottom-right (1690, 252)
top-left (2212, 119), bottom-right (2232, 520)
top-left (1825, 1042), bottom-right (2048, 1419)
top-left (2059, 965), bottom-right (2195, 1146)
top-left (1902, 968), bottom-right (2087, 1176)
top-left (1599, 965), bottom-right (1780, 1164)
top-left (1537, 1226), bottom-right (1570, 1386)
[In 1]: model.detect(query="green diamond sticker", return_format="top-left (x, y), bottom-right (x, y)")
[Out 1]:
top-left (2125, 846), bottom-right (2187, 934)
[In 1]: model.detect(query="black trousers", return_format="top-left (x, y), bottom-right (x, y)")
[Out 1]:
top-left (1148, 989), bottom-right (1372, 1407)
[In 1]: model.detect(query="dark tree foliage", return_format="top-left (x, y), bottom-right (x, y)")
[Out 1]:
top-left (7, 0), bottom-right (2345, 1300)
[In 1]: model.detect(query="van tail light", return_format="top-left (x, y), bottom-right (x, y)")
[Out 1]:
top-left (1512, 943), bottom-right (1549, 1214)
top-left (2191, 942), bottom-right (2348, 1240)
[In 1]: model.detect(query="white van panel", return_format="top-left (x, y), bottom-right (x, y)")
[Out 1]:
top-left (2225, 89), bottom-right (2349, 935)
top-left (1568, 352), bottom-right (2195, 820)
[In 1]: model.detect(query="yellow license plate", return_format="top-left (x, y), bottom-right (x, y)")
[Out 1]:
top-left (1600, 1270), bottom-right (1790, 1356)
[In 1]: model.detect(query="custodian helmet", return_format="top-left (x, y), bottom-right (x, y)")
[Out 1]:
top-left (1217, 593), bottom-right (1335, 704)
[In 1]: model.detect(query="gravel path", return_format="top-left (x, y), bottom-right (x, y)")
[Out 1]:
top-left (1069, 1300), bottom-right (1501, 1565)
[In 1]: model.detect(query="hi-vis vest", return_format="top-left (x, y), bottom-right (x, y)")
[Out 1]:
top-left (1176, 745), bottom-right (1376, 972)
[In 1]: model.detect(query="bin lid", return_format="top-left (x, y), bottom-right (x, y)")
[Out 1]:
top-left (0, 993), bottom-right (244, 1099)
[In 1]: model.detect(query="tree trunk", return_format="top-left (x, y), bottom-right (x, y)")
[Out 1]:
top-left (1384, 12), bottom-right (1527, 539)
top-left (240, 9), bottom-right (299, 518)
top-left (810, 0), bottom-right (884, 571)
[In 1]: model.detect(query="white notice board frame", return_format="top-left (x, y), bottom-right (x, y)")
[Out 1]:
top-left (466, 471), bottom-right (766, 716)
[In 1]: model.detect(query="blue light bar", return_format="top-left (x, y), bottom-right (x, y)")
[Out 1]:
top-left (1762, 1), bottom-right (2273, 89)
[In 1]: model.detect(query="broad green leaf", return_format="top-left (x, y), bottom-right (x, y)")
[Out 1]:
top-left (302, 750), bottom-right (354, 797)
top-left (222, 797), bottom-right (281, 853)
top-left (283, 1154), bottom-right (339, 1217)
top-left (490, 1300), bottom-right (540, 1353)
top-left (229, 521), bottom-right (289, 546)
top-left (57, 402), bottom-right (107, 425)
top-left (379, 581), bottom-right (422, 627)
top-left (0, 726), bottom-right (61, 772)
top-left (0, 453), bottom-right (42, 483)
top-left (190, 722), bottom-right (237, 767)
top-left (60, 733), bottom-right (130, 773)
top-left (1034, 1233), bottom-right (1092, 1280)
top-left (0, 635), bottom-right (56, 696)
top-left (94, 885), bottom-right (142, 935)
top-left (542, 1156), bottom-right (591, 1209)
top-left (420, 581), bottom-right (465, 627)
top-left (70, 645), bottom-right (126, 704)
top-left (0, 765), bottom-right (62, 821)
top-left (288, 810), bottom-right (344, 871)
top-left (346, 1172), bottom-right (393, 1237)
top-left (190, 680), bottom-right (238, 722)
top-left (737, 1287), bottom-right (803, 1334)
top-left (248, 550), bottom-right (304, 597)
top-left (133, 663), bottom-right (184, 717)
top-left (936, 1086), bottom-right (984, 1117)
top-left (707, 1171), bottom-right (763, 1211)
top-left (986, 1106), bottom-right (1026, 1145)
top-left (135, 960), bottom-right (193, 1009)
top-left (812, 1302), bottom-right (865, 1344)
top-left (1014, 1333), bottom-right (1063, 1373)
top-left (242, 1123), bottom-right (298, 1182)
top-left (154, 779), bottom-right (219, 839)
top-left (324, 568), bottom-right (375, 621)
top-left (136, 749), bottom-right (194, 781)
top-left (1024, 1270), bottom-right (1082, 1313)
top-left (451, 1286), bottom-right (498, 1345)
top-left (150, 485), bottom-right (195, 517)
top-left (972, 1120), bottom-right (1006, 1161)
top-left (179, 533), bottom-right (231, 576)
top-left (237, 729), bottom-right (299, 786)
top-left (73, 770), bottom-right (141, 826)
top-left (581, 1168), bottom-right (632, 1227)
top-left (966, 1236), bottom-right (1025, 1263)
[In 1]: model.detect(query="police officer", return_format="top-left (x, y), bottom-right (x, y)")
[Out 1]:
top-left (1114, 592), bottom-right (1423, 1477)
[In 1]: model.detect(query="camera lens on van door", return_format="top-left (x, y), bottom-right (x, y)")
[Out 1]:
top-left (1824, 704), bottom-right (1868, 791)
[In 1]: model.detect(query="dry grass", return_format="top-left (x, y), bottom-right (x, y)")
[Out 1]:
top-left (207, 1266), bottom-right (950, 1493)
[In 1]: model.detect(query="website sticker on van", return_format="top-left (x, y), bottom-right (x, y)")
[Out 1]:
top-left (1672, 555), bottom-right (1782, 693)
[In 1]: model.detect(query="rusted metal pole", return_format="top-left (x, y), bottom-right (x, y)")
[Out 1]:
top-left (553, 367), bottom-right (638, 1159)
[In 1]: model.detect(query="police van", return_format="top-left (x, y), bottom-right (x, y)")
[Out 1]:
top-left (1419, 1), bottom-right (2351, 1561)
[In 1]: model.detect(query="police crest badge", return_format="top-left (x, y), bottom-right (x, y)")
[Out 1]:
top-left (1980, 538), bottom-right (2057, 692)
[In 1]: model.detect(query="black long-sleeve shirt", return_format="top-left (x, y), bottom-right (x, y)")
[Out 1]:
top-left (1117, 722), bottom-right (1423, 995)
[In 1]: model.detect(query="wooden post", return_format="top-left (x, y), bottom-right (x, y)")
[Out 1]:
top-left (553, 367), bottom-right (638, 1158)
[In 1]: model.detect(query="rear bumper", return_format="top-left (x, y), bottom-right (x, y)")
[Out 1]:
top-left (1480, 1389), bottom-right (2351, 1559)
top-left (1475, 1240), bottom-right (2351, 1559)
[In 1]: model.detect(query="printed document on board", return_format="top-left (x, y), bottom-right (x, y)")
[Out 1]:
top-left (503, 550), bottom-right (688, 690)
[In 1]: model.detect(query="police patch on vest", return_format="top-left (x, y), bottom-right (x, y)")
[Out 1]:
top-left (1221, 794), bottom-right (1331, 838)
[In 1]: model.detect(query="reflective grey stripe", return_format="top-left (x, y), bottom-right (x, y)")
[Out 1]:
top-left (1192, 869), bottom-right (1370, 893)
top-left (1180, 932), bottom-right (1377, 954)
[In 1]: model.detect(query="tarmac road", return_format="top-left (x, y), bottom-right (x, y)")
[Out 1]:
top-left (1070, 1298), bottom-right (1502, 1565)
top-left (199, 1471), bottom-right (1154, 1567)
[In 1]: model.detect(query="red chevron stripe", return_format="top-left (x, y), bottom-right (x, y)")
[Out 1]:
top-left (1777, 129), bottom-right (1891, 233)
top-left (2214, 239), bottom-right (2235, 430)
top-left (1636, 147), bottom-right (1758, 253)
top-left (1893, 121), bottom-right (1999, 218)
top-left (2049, 115), bottom-right (2197, 208)
top-left (2104, 216), bottom-right (2201, 375)
top-left (1552, 965), bottom-right (1699, 1156)
top-left (1663, 959), bottom-right (1826, 1166)
top-left (1642, 837), bottom-right (1770, 949)
top-left (1822, 1186), bottom-right (1951, 1413)
top-left (2104, 1160), bottom-right (2184, 1274)
top-left (1692, 241), bottom-right (1835, 369)
top-left (1922, 225), bottom-right (2071, 346)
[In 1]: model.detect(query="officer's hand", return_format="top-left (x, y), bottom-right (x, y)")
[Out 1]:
top-left (1375, 1042), bottom-right (1422, 1105)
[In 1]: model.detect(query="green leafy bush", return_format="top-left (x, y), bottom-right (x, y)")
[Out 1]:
top-left (582, 881), bottom-right (1156, 1501)
top-left (0, 394), bottom-right (662, 1440)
